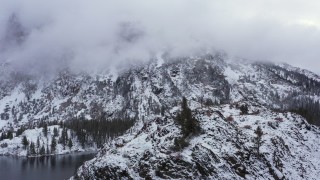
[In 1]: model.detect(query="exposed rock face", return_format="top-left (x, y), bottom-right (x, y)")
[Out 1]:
top-left (73, 108), bottom-right (320, 179)
top-left (1, 53), bottom-right (320, 179)
top-left (0, 54), bottom-right (230, 127)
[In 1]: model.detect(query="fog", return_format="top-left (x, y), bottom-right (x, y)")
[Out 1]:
top-left (1, 0), bottom-right (320, 74)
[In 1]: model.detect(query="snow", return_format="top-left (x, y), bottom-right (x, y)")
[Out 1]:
top-left (108, 67), bottom-right (119, 82)
top-left (0, 125), bottom-right (96, 156)
top-left (0, 53), bottom-right (320, 179)
top-left (156, 52), bottom-right (165, 68)
top-left (0, 85), bottom-right (26, 129)
top-left (277, 62), bottom-right (320, 82)
top-left (224, 66), bottom-right (240, 84)
top-left (74, 101), bottom-right (320, 179)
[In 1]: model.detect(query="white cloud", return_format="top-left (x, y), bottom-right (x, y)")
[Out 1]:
top-left (0, 0), bottom-right (320, 73)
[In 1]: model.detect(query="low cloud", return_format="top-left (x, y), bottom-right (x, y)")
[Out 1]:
top-left (1, 0), bottom-right (320, 74)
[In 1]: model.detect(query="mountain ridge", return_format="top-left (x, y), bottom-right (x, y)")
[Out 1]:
top-left (0, 53), bottom-right (320, 179)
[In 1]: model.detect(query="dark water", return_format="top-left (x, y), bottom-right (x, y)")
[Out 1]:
top-left (0, 153), bottom-right (96, 180)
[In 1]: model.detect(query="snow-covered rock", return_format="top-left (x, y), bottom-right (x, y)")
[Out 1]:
top-left (0, 125), bottom-right (94, 156)
top-left (74, 106), bottom-right (320, 179)
top-left (1, 52), bottom-right (320, 179)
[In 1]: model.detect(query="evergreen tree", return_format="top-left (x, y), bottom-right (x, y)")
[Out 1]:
top-left (46, 144), bottom-right (50, 155)
top-left (7, 131), bottom-right (13, 140)
top-left (36, 137), bottom-right (40, 154)
top-left (39, 144), bottom-right (45, 155)
top-left (42, 124), bottom-right (48, 137)
top-left (21, 136), bottom-right (29, 150)
top-left (65, 129), bottom-right (68, 144)
top-left (254, 126), bottom-right (264, 157)
top-left (63, 116), bottom-right (135, 148)
top-left (29, 141), bottom-right (36, 155)
top-left (240, 105), bottom-right (249, 114)
top-left (176, 97), bottom-right (200, 137)
top-left (0, 132), bottom-right (6, 140)
top-left (51, 138), bottom-right (57, 154)
top-left (60, 128), bottom-right (68, 149)
top-left (26, 146), bottom-right (30, 156)
top-left (68, 139), bottom-right (73, 150)
top-left (173, 97), bottom-right (201, 151)
top-left (289, 97), bottom-right (320, 126)
top-left (16, 127), bottom-right (25, 136)
top-left (161, 106), bottom-right (165, 116)
top-left (53, 127), bottom-right (59, 137)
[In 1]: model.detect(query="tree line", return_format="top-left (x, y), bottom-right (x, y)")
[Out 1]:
top-left (288, 97), bottom-right (320, 126)
top-left (63, 117), bottom-right (135, 148)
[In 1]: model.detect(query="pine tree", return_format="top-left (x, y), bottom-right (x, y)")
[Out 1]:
top-left (240, 105), bottom-right (249, 115)
top-left (39, 144), bottom-right (45, 155)
top-left (60, 128), bottom-right (68, 149)
top-left (176, 97), bottom-right (200, 137)
top-left (42, 124), bottom-right (48, 137)
top-left (26, 146), bottom-right (30, 156)
top-left (173, 97), bottom-right (201, 151)
top-left (53, 127), bottom-right (59, 137)
top-left (29, 141), bottom-right (36, 155)
top-left (46, 144), bottom-right (50, 155)
top-left (16, 127), bottom-right (25, 136)
top-left (161, 106), bottom-right (165, 116)
top-left (51, 138), bottom-right (57, 154)
top-left (65, 129), bottom-right (68, 144)
top-left (0, 132), bottom-right (6, 140)
top-left (254, 126), bottom-right (264, 157)
top-left (7, 131), bottom-right (13, 140)
top-left (36, 137), bottom-right (40, 154)
top-left (68, 139), bottom-right (73, 150)
top-left (21, 136), bottom-right (29, 150)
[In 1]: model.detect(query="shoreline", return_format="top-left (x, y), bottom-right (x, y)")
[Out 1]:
top-left (0, 149), bottom-right (98, 158)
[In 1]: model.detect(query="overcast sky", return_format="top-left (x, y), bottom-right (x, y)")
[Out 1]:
top-left (0, 0), bottom-right (320, 74)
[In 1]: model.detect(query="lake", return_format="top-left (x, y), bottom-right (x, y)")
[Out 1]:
top-left (0, 153), bottom-right (96, 180)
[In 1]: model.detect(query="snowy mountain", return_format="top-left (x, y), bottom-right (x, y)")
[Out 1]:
top-left (74, 106), bottom-right (320, 179)
top-left (1, 53), bottom-right (320, 179)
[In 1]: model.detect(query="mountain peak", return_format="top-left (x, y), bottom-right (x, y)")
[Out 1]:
top-left (1, 54), bottom-right (320, 179)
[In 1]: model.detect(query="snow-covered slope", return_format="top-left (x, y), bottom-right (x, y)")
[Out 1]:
top-left (1, 53), bottom-right (318, 131)
top-left (1, 53), bottom-right (320, 179)
top-left (74, 106), bottom-right (320, 179)
top-left (73, 54), bottom-right (320, 179)
top-left (0, 125), bottom-right (91, 156)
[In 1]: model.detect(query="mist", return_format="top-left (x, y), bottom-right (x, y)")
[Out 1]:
top-left (1, 0), bottom-right (320, 74)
